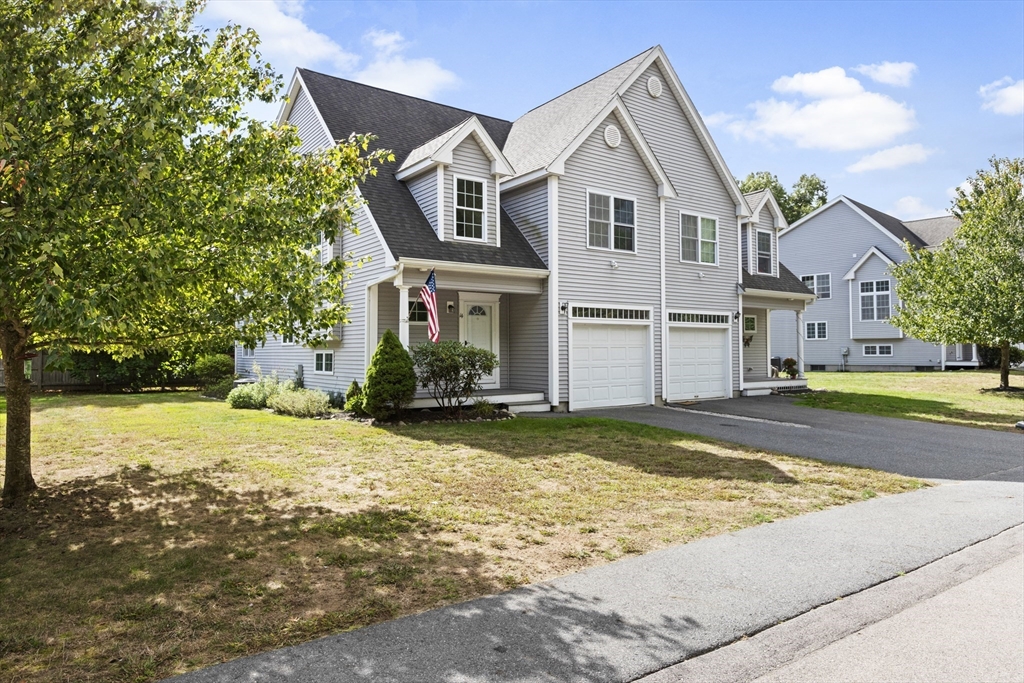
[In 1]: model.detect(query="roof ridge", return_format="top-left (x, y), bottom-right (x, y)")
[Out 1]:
top-left (517, 46), bottom-right (657, 117)
top-left (296, 68), bottom-right (511, 125)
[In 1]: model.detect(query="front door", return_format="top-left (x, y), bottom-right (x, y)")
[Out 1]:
top-left (460, 294), bottom-right (500, 386)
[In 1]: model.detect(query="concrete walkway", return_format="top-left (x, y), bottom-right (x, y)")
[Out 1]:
top-left (172, 480), bottom-right (1023, 683)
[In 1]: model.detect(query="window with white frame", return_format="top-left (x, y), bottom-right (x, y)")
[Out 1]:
top-left (455, 177), bottom-right (485, 240)
top-left (801, 273), bottom-right (831, 299)
top-left (587, 192), bottom-right (635, 251)
top-left (681, 213), bottom-right (717, 264)
top-left (241, 346), bottom-right (255, 358)
top-left (281, 333), bottom-right (295, 345)
top-left (863, 344), bottom-right (893, 356)
top-left (743, 315), bottom-right (757, 333)
top-left (805, 321), bottom-right (828, 340)
top-left (408, 301), bottom-right (428, 324)
top-left (860, 280), bottom-right (891, 321)
top-left (756, 230), bottom-right (773, 274)
top-left (314, 350), bottom-right (334, 373)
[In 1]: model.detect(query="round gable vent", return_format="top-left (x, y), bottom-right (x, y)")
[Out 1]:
top-left (604, 124), bottom-right (621, 148)
top-left (647, 75), bottom-right (663, 98)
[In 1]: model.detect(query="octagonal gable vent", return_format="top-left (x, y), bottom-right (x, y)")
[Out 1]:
top-left (647, 76), bottom-right (663, 98)
top-left (604, 124), bottom-right (621, 148)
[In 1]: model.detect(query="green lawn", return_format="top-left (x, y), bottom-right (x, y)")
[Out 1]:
top-left (0, 393), bottom-right (924, 682)
top-left (800, 369), bottom-right (1024, 431)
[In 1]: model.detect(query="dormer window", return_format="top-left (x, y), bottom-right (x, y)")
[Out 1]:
top-left (455, 176), bottom-right (486, 241)
top-left (756, 230), bottom-right (773, 275)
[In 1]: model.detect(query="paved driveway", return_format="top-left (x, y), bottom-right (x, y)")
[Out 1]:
top-left (551, 396), bottom-right (1023, 482)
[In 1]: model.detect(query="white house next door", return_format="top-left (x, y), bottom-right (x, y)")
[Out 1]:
top-left (667, 326), bottom-right (728, 400)
top-left (459, 293), bottom-right (500, 386)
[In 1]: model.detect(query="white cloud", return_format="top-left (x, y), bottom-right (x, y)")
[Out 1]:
top-left (847, 144), bottom-right (935, 173)
top-left (946, 180), bottom-right (973, 200)
top-left (892, 196), bottom-right (944, 220)
top-left (853, 62), bottom-right (918, 87)
top-left (702, 112), bottom-right (734, 128)
top-left (725, 67), bottom-right (917, 151)
top-left (353, 30), bottom-right (459, 99)
top-left (979, 77), bottom-right (1024, 115)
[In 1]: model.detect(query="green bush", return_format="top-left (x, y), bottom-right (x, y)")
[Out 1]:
top-left (410, 340), bottom-right (498, 415)
top-left (67, 350), bottom-right (175, 392)
top-left (344, 380), bottom-right (367, 416)
top-left (203, 377), bottom-right (236, 400)
top-left (362, 330), bottom-right (416, 420)
top-left (978, 345), bottom-right (1024, 368)
top-left (226, 373), bottom-right (291, 410)
top-left (194, 353), bottom-right (235, 387)
top-left (472, 398), bottom-right (495, 418)
top-left (268, 388), bottom-right (332, 418)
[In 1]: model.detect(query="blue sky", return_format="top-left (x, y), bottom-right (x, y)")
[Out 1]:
top-left (200, 1), bottom-right (1024, 220)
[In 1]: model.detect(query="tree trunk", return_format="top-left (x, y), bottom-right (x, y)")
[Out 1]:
top-left (1, 327), bottom-right (36, 504)
top-left (1000, 340), bottom-right (1011, 390)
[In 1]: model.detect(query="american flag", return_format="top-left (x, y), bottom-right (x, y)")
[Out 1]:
top-left (420, 269), bottom-right (440, 343)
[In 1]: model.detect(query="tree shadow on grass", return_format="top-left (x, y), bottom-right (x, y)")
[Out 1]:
top-left (0, 465), bottom-right (502, 682)
top-left (798, 391), bottom-right (1024, 431)
top-left (391, 417), bottom-right (798, 484)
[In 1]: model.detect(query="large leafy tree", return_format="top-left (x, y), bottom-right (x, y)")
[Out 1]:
top-left (891, 157), bottom-right (1024, 390)
top-left (0, 0), bottom-right (391, 502)
top-left (738, 171), bottom-right (828, 224)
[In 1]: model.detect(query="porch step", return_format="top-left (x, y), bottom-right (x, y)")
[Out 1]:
top-left (409, 391), bottom-right (547, 411)
top-left (741, 388), bottom-right (773, 397)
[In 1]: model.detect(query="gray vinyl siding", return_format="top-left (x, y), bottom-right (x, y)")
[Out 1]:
top-left (289, 86), bottom-right (332, 153)
top-left (741, 308), bottom-right (769, 377)
top-left (444, 137), bottom-right (498, 246)
top-left (407, 171), bottom-right (438, 235)
top-left (771, 200), bottom-right (942, 369)
top-left (557, 114), bottom-right (663, 403)
top-left (851, 255), bottom-right (900, 340)
top-left (621, 63), bottom-right (742, 394)
top-left (741, 225), bottom-right (750, 274)
top-left (754, 205), bottom-right (778, 277)
top-left (502, 182), bottom-right (549, 264)
top-left (508, 291), bottom-right (548, 393)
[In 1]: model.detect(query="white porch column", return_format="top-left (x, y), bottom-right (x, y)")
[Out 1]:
top-left (398, 285), bottom-right (411, 348)
top-left (765, 309), bottom-right (772, 375)
top-left (796, 309), bottom-right (805, 377)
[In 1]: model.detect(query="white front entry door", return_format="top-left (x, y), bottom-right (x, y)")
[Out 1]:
top-left (571, 323), bottom-right (649, 409)
top-left (460, 295), bottom-right (499, 386)
top-left (667, 327), bottom-right (729, 400)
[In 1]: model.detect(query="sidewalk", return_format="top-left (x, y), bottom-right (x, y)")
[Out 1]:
top-left (172, 480), bottom-right (1023, 683)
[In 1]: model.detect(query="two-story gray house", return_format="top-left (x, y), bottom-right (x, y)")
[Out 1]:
top-left (769, 197), bottom-right (977, 371)
top-left (237, 46), bottom-right (814, 410)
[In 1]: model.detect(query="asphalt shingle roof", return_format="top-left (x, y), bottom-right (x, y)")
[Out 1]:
top-left (846, 198), bottom-right (928, 249)
top-left (298, 69), bottom-right (546, 270)
top-left (743, 263), bottom-right (815, 296)
top-left (902, 215), bottom-right (960, 247)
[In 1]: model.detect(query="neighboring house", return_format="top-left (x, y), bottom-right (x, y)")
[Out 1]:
top-left (769, 197), bottom-right (977, 371)
top-left (239, 46), bottom-right (813, 410)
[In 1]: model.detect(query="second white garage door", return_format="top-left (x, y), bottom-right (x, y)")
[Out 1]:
top-left (667, 327), bottom-right (729, 400)
top-left (572, 323), bottom-right (649, 409)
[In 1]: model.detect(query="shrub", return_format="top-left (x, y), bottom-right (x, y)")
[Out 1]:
top-left (203, 377), bottom-right (236, 400)
top-left (226, 373), bottom-right (291, 410)
top-left (781, 357), bottom-right (798, 378)
top-left (268, 388), bottom-right (332, 418)
top-left (194, 353), bottom-right (234, 387)
top-left (978, 345), bottom-right (1024, 368)
top-left (472, 398), bottom-right (495, 418)
top-left (67, 350), bottom-right (175, 392)
top-left (410, 340), bottom-right (499, 415)
top-left (362, 330), bottom-right (417, 420)
top-left (344, 380), bottom-right (367, 416)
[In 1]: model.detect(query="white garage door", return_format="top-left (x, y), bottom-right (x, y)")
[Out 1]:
top-left (572, 323), bottom-right (649, 409)
top-left (667, 327), bottom-right (728, 400)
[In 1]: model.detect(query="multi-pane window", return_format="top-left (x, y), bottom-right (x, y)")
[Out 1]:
top-left (241, 347), bottom-right (255, 358)
top-left (801, 273), bottom-right (831, 299)
top-left (314, 351), bottom-right (334, 374)
top-left (587, 192), bottom-right (635, 251)
top-left (860, 280), bottom-right (891, 321)
top-left (805, 321), bottom-right (828, 340)
top-left (408, 301), bottom-right (429, 323)
top-left (863, 345), bottom-right (893, 356)
top-left (281, 333), bottom-right (295, 345)
top-left (455, 177), bottom-right (485, 240)
top-left (756, 230), bottom-right (773, 274)
top-left (681, 214), bottom-right (717, 264)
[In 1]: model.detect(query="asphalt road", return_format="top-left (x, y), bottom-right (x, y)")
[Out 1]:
top-left (562, 396), bottom-right (1024, 482)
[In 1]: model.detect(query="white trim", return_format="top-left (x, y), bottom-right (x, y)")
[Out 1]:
top-left (765, 309), bottom-right (772, 373)
top-left (755, 228), bottom-right (774, 275)
top-left (660, 197), bottom-right (668, 403)
top-left (452, 173), bottom-right (489, 243)
top-left (806, 320), bottom-right (828, 341)
top-left (679, 211), bottom-right (719, 266)
top-left (585, 188), bottom-right (639, 254)
top-left (666, 309), bottom-right (733, 327)
top-left (857, 278), bottom-right (892, 322)
top-left (436, 164), bottom-right (445, 241)
top-left (742, 288), bottom-right (816, 301)
top-left (746, 191), bottom-right (789, 230)
top-left (547, 96), bottom-right (677, 198)
top-left (848, 279), bottom-right (854, 341)
top-left (396, 258), bottom-right (548, 279)
top-left (844, 246), bottom-right (897, 280)
top-left (459, 292), bottom-right (501, 387)
top-left (737, 295), bottom-right (745, 393)
top-left (408, 299), bottom-right (429, 325)
top-left (313, 350), bottom-right (335, 374)
top-left (743, 314), bottom-right (758, 333)
top-left (801, 272), bottom-right (832, 299)
top-left (664, 320), bottom-right (732, 401)
top-left (500, 168), bottom-right (554, 194)
top-left (495, 177), bottom-right (502, 248)
top-left (615, 48), bottom-right (748, 215)
top-left (783, 196), bottom-right (904, 248)
top-left (548, 176), bottom-right (560, 408)
top-left (396, 116), bottom-right (515, 179)
top-left (277, 70), bottom-right (335, 146)
top-left (863, 344), bottom-right (894, 357)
